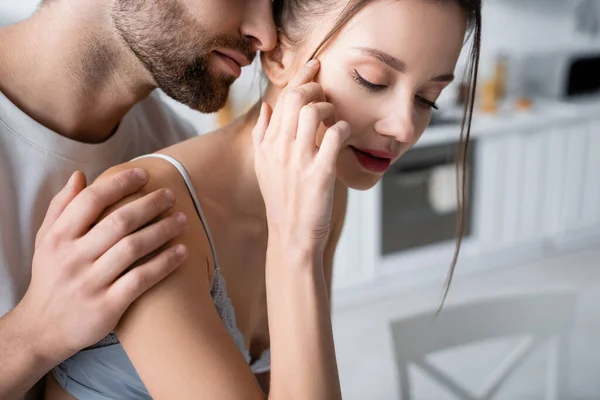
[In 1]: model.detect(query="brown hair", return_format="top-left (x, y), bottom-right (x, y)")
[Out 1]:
top-left (273, 0), bottom-right (482, 312)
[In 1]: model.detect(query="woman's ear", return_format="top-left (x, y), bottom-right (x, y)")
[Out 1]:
top-left (260, 38), bottom-right (295, 88)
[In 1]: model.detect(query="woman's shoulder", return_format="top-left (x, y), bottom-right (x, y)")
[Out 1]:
top-left (96, 155), bottom-right (216, 281)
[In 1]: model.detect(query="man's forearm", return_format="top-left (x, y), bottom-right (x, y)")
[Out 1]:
top-left (0, 306), bottom-right (56, 400)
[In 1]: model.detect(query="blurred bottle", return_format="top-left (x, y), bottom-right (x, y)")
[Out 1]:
top-left (480, 78), bottom-right (498, 114)
top-left (494, 53), bottom-right (508, 100)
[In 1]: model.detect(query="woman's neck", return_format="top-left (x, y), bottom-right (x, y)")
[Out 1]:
top-left (225, 103), bottom-right (267, 221)
top-left (223, 90), bottom-right (283, 220)
top-left (170, 102), bottom-right (266, 222)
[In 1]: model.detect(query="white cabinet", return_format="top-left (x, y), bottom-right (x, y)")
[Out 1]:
top-left (332, 188), bottom-right (379, 290)
top-left (474, 119), bottom-right (600, 257)
top-left (561, 123), bottom-right (589, 232)
top-left (541, 127), bottom-right (569, 239)
top-left (581, 121), bottom-right (600, 228)
top-left (473, 127), bottom-right (550, 253)
top-left (551, 120), bottom-right (600, 245)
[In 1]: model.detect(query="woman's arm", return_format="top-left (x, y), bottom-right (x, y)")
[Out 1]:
top-left (324, 181), bottom-right (349, 300)
top-left (95, 159), bottom-right (266, 399)
top-left (255, 181), bottom-right (347, 396)
top-left (266, 181), bottom-right (348, 400)
top-left (252, 59), bottom-right (349, 400)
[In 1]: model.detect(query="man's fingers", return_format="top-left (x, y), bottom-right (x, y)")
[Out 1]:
top-left (92, 212), bottom-right (188, 287)
top-left (53, 168), bottom-right (150, 238)
top-left (36, 171), bottom-right (86, 244)
top-left (106, 243), bottom-right (188, 312)
top-left (81, 188), bottom-right (178, 258)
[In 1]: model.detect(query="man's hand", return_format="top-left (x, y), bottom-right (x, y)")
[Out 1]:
top-left (0, 168), bottom-right (188, 399)
top-left (28, 167), bottom-right (189, 358)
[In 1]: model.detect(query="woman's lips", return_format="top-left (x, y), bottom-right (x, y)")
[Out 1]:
top-left (350, 146), bottom-right (392, 173)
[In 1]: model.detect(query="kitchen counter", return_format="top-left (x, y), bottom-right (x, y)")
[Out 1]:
top-left (416, 96), bottom-right (600, 148)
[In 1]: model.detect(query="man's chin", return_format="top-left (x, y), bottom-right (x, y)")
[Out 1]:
top-left (168, 87), bottom-right (231, 113)
top-left (193, 91), bottom-right (230, 113)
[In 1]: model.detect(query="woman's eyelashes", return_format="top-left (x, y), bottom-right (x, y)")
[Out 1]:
top-left (352, 69), bottom-right (439, 110)
top-left (416, 95), bottom-right (439, 110)
top-left (353, 69), bottom-right (386, 92)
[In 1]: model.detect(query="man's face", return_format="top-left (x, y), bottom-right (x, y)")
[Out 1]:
top-left (112, 0), bottom-right (276, 112)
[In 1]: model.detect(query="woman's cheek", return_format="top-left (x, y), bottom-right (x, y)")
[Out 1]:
top-left (316, 64), bottom-right (364, 147)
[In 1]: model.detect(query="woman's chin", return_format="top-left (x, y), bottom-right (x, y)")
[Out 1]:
top-left (337, 172), bottom-right (381, 191)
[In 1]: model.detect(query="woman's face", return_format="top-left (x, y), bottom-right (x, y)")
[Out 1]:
top-left (272, 0), bottom-right (467, 190)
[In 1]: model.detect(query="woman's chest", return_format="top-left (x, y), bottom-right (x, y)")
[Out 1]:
top-left (210, 225), bottom-right (270, 361)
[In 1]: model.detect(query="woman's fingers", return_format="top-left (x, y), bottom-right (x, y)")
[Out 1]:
top-left (316, 120), bottom-right (351, 173)
top-left (279, 82), bottom-right (327, 144)
top-left (252, 102), bottom-right (273, 149)
top-left (295, 102), bottom-right (338, 159)
top-left (263, 60), bottom-right (321, 144)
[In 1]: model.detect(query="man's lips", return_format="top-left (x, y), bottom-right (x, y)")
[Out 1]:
top-left (213, 48), bottom-right (251, 68)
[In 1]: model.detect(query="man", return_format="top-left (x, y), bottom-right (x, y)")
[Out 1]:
top-left (0, 0), bottom-right (276, 398)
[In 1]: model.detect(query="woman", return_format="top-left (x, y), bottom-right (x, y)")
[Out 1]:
top-left (46, 0), bottom-right (481, 398)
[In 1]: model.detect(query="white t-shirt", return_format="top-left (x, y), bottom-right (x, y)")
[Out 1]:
top-left (0, 89), bottom-right (197, 399)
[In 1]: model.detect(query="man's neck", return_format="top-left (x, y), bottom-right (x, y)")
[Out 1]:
top-left (0, 2), bottom-right (156, 144)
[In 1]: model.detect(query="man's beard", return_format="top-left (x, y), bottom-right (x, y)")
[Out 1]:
top-left (112, 0), bottom-right (253, 112)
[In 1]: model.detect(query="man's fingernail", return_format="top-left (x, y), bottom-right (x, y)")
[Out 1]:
top-left (164, 189), bottom-right (175, 204)
top-left (306, 59), bottom-right (318, 67)
top-left (175, 212), bottom-right (187, 225)
top-left (134, 168), bottom-right (148, 182)
top-left (176, 245), bottom-right (188, 258)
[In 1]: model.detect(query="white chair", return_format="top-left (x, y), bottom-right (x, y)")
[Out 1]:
top-left (390, 290), bottom-right (578, 400)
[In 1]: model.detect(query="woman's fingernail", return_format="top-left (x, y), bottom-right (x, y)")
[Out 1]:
top-left (66, 172), bottom-right (77, 187)
top-left (306, 59), bottom-right (319, 67)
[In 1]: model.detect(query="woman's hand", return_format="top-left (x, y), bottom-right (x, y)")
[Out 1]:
top-left (252, 60), bottom-right (350, 253)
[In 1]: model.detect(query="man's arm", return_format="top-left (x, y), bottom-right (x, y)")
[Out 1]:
top-left (0, 168), bottom-right (188, 399)
top-left (0, 306), bottom-right (55, 400)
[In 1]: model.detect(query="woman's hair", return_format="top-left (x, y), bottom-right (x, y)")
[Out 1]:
top-left (273, 0), bottom-right (482, 312)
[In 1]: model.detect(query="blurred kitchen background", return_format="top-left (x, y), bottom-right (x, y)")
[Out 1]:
top-left (3, 0), bottom-right (600, 399)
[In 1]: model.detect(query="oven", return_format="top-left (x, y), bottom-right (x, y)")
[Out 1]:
top-left (381, 140), bottom-right (476, 255)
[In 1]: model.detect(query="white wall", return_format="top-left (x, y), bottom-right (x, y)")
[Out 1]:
top-left (479, 0), bottom-right (600, 67)
top-left (439, 0), bottom-right (600, 106)
top-left (0, 0), bottom-right (39, 25)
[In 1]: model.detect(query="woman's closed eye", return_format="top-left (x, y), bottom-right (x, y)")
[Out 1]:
top-left (416, 95), bottom-right (439, 110)
top-left (353, 69), bottom-right (439, 110)
top-left (352, 69), bottom-right (387, 92)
